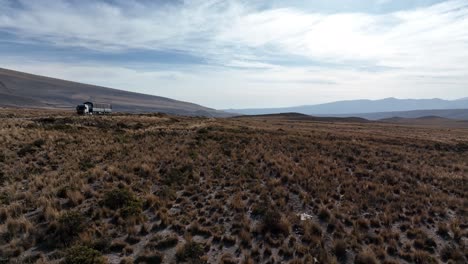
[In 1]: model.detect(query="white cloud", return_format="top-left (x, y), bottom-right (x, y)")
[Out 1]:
top-left (0, 0), bottom-right (467, 108)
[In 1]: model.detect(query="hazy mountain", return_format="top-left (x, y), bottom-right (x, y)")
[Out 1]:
top-left (342, 109), bottom-right (468, 120)
top-left (0, 68), bottom-right (231, 117)
top-left (225, 97), bottom-right (468, 116)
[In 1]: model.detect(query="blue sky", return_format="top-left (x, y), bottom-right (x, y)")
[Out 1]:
top-left (1, 0), bottom-right (467, 109)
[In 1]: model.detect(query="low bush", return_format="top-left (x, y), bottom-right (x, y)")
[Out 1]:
top-left (63, 245), bottom-right (106, 264)
top-left (119, 200), bottom-right (143, 219)
top-left (162, 165), bottom-right (194, 186)
top-left (102, 188), bottom-right (136, 210)
top-left (102, 188), bottom-right (142, 219)
top-left (57, 211), bottom-right (86, 244)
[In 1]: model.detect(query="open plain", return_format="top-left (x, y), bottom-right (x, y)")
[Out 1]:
top-left (0, 109), bottom-right (466, 263)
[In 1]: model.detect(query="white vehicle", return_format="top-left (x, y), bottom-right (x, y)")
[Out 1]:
top-left (76, 102), bottom-right (112, 115)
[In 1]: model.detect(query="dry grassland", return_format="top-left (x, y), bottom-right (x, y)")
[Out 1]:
top-left (0, 109), bottom-right (466, 263)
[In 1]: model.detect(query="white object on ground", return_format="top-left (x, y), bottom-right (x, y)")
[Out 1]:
top-left (298, 213), bottom-right (313, 221)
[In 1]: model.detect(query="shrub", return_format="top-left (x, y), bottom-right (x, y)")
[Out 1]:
top-left (103, 189), bottom-right (134, 210)
top-left (318, 207), bottom-right (331, 221)
top-left (63, 245), bottom-right (106, 264)
top-left (261, 209), bottom-right (290, 236)
top-left (57, 211), bottom-right (86, 244)
top-left (162, 165), bottom-right (193, 186)
top-left (119, 200), bottom-right (143, 219)
top-left (333, 240), bottom-right (347, 261)
top-left (176, 241), bottom-right (205, 264)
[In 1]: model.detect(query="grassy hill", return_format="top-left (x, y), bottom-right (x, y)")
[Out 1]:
top-left (234, 112), bottom-right (370, 123)
top-left (380, 116), bottom-right (468, 128)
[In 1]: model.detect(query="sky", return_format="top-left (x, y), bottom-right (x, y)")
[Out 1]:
top-left (0, 0), bottom-right (467, 109)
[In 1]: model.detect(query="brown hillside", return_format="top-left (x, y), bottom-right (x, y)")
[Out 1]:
top-left (0, 68), bottom-right (230, 117)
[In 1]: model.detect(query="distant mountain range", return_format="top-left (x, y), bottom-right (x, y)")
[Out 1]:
top-left (335, 109), bottom-right (468, 120)
top-left (226, 97), bottom-right (468, 120)
top-left (0, 68), bottom-right (230, 117)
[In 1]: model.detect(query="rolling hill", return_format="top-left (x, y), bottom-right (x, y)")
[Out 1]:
top-left (0, 68), bottom-right (230, 117)
top-left (379, 116), bottom-right (468, 128)
top-left (234, 112), bottom-right (370, 123)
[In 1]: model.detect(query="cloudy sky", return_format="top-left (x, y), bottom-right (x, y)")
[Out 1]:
top-left (1, 0), bottom-right (467, 109)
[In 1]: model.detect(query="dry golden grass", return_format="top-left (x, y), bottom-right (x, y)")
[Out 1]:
top-left (0, 109), bottom-right (466, 263)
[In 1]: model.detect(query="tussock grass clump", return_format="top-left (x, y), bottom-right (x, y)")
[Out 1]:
top-left (176, 241), bottom-right (205, 264)
top-left (148, 234), bottom-right (178, 250)
top-left (261, 209), bottom-right (290, 236)
top-left (355, 250), bottom-right (378, 264)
